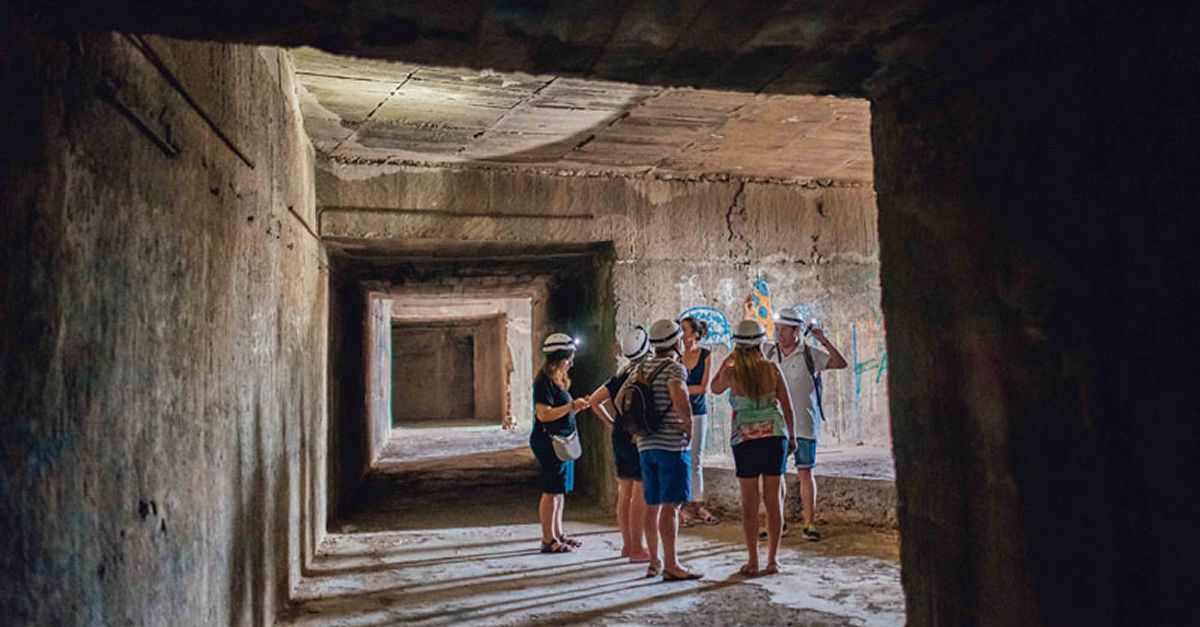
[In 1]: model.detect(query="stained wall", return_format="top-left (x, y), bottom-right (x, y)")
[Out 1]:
top-left (0, 26), bottom-right (326, 626)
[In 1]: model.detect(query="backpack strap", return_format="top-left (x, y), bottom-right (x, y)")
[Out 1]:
top-left (803, 343), bottom-right (826, 420)
top-left (645, 360), bottom-right (672, 383)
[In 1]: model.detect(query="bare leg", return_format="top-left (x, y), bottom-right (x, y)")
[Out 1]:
top-left (552, 494), bottom-right (565, 540)
top-left (616, 479), bottom-right (633, 556)
top-left (762, 475), bottom-right (784, 573)
top-left (644, 503), bottom-right (662, 575)
top-left (660, 503), bottom-right (689, 575)
top-left (539, 493), bottom-right (556, 543)
top-left (798, 469), bottom-right (816, 525)
top-left (628, 482), bottom-right (650, 561)
top-left (738, 477), bottom-right (761, 574)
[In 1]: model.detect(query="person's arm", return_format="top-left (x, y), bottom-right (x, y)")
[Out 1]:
top-left (709, 354), bottom-right (734, 394)
top-left (588, 384), bottom-right (615, 425)
top-left (773, 364), bottom-right (797, 453)
top-left (668, 377), bottom-right (693, 440)
top-left (686, 351), bottom-right (712, 395)
top-left (811, 327), bottom-right (848, 370)
top-left (535, 402), bottom-right (574, 423)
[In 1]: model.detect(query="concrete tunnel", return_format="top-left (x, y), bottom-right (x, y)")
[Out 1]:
top-left (1, 1), bottom-right (1197, 625)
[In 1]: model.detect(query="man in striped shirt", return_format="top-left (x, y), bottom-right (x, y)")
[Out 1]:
top-left (636, 319), bottom-right (703, 581)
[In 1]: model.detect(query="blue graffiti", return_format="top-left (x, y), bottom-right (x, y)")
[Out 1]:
top-left (679, 306), bottom-right (732, 348)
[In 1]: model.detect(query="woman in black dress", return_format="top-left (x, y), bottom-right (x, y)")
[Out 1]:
top-left (530, 333), bottom-right (589, 553)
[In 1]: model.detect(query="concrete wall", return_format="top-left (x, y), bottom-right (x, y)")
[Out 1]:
top-left (390, 317), bottom-right (508, 424)
top-left (0, 25), bottom-right (326, 626)
top-left (364, 293), bottom-right (392, 462)
top-left (391, 296), bottom-right (535, 428)
top-left (318, 163), bottom-right (887, 452)
top-left (317, 164), bottom-right (879, 510)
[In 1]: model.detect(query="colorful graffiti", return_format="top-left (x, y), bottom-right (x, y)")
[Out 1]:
top-left (749, 278), bottom-right (775, 341)
top-left (679, 306), bottom-right (732, 348)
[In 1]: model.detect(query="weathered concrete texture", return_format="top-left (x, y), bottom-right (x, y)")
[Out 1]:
top-left (379, 426), bottom-right (530, 464)
top-left (390, 317), bottom-right (506, 425)
top-left (703, 447), bottom-right (898, 528)
top-left (318, 163), bottom-right (887, 452)
top-left (391, 296), bottom-right (534, 429)
top-left (288, 498), bottom-right (903, 626)
top-left (291, 48), bottom-right (873, 182)
top-left (364, 293), bottom-right (393, 463)
top-left (0, 25), bottom-right (326, 627)
top-left (327, 253), bottom-right (616, 520)
top-left (867, 4), bottom-right (1200, 625)
top-left (35, 0), bottom-right (937, 96)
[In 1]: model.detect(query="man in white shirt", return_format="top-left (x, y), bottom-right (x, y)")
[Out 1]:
top-left (767, 306), bottom-right (848, 541)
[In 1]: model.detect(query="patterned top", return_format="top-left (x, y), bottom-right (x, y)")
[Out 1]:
top-left (728, 392), bottom-right (788, 446)
top-left (633, 356), bottom-right (690, 452)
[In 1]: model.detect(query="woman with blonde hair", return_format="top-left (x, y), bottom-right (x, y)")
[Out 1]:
top-left (531, 333), bottom-right (589, 553)
top-left (710, 320), bottom-right (797, 576)
top-left (588, 326), bottom-right (652, 563)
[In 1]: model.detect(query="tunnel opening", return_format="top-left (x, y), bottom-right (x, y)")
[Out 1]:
top-left (21, 3), bottom-right (1192, 624)
top-left (326, 241), bottom-right (619, 533)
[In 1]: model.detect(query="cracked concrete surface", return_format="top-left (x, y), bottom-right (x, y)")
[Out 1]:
top-left (286, 495), bottom-right (903, 626)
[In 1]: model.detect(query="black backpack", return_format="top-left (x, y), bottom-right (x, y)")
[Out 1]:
top-left (614, 360), bottom-right (672, 437)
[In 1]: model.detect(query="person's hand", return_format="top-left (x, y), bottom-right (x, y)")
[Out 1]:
top-left (788, 437), bottom-right (798, 455)
top-left (742, 295), bottom-right (756, 320)
top-left (809, 325), bottom-right (826, 340)
top-left (572, 397), bottom-right (589, 412)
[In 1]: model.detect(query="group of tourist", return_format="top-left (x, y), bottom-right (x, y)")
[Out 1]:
top-left (528, 303), bottom-right (847, 580)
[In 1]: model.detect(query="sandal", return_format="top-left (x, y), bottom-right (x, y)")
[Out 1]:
top-left (558, 535), bottom-right (583, 548)
top-left (540, 540), bottom-right (572, 554)
top-left (645, 560), bottom-right (662, 578)
top-left (662, 568), bottom-right (704, 581)
top-left (679, 508), bottom-right (696, 528)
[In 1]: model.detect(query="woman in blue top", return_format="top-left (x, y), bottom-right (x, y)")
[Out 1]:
top-left (679, 316), bottom-right (718, 527)
top-left (531, 333), bottom-right (590, 554)
top-left (711, 320), bottom-right (797, 577)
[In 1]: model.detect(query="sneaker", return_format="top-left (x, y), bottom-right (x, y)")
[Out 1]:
top-left (801, 524), bottom-right (821, 542)
top-left (758, 521), bottom-right (788, 541)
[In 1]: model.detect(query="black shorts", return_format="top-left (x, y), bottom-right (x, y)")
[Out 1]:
top-left (612, 429), bottom-right (642, 480)
top-left (732, 436), bottom-right (788, 478)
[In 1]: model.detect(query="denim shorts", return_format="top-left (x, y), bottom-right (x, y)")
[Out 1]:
top-left (793, 437), bottom-right (817, 470)
top-left (639, 449), bottom-right (691, 505)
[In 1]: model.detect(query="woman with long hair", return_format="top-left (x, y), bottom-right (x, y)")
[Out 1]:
top-left (679, 316), bottom-right (718, 527)
top-left (531, 333), bottom-right (590, 553)
top-left (588, 326), bottom-right (652, 563)
top-left (710, 320), bottom-right (797, 576)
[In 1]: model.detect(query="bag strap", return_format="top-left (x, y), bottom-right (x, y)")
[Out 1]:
top-left (645, 360), bottom-right (672, 384)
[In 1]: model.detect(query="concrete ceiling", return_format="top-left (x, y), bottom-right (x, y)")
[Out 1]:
top-left (293, 48), bottom-right (873, 183)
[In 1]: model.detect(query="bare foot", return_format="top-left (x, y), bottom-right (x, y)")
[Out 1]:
top-left (628, 549), bottom-right (652, 563)
top-left (738, 562), bottom-right (760, 577)
top-left (662, 566), bottom-right (704, 581)
top-left (762, 561), bottom-right (782, 575)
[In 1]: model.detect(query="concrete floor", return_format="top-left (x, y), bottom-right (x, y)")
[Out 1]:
top-left (297, 491), bottom-right (903, 626)
top-left (381, 425), bottom-right (529, 463)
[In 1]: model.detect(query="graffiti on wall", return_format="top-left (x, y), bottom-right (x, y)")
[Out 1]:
top-left (748, 278), bottom-right (775, 341)
top-left (679, 306), bottom-right (732, 348)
